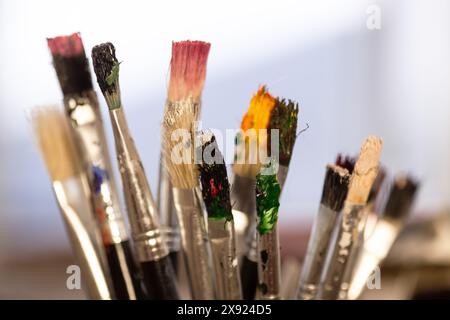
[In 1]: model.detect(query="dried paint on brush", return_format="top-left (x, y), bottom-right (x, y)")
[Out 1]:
top-left (198, 134), bottom-right (233, 221)
top-left (346, 136), bottom-right (383, 206)
top-left (335, 154), bottom-right (356, 175)
top-left (234, 86), bottom-right (277, 178)
top-left (168, 40), bottom-right (211, 102)
top-left (267, 98), bottom-right (299, 167)
top-left (91, 43), bottom-right (121, 109)
top-left (321, 165), bottom-right (351, 212)
top-left (255, 169), bottom-right (281, 235)
top-left (47, 33), bottom-right (93, 95)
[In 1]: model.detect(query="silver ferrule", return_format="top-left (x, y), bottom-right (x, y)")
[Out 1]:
top-left (208, 219), bottom-right (242, 300)
top-left (257, 225), bottom-right (282, 300)
top-left (53, 181), bottom-right (112, 300)
top-left (109, 108), bottom-right (168, 262)
top-left (64, 93), bottom-right (128, 245)
top-left (231, 174), bottom-right (256, 256)
top-left (157, 161), bottom-right (180, 252)
top-left (318, 204), bottom-right (366, 300)
top-left (172, 187), bottom-right (215, 299)
top-left (297, 205), bottom-right (340, 300)
top-left (347, 218), bottom-right (401, 300)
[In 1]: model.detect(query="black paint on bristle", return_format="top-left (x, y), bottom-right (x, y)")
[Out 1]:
top-left (321, 166), bottom-right (350, 211)
top-left (383, 176), bottom-right (418, 220)
top-left (198, 134), bottom-right (233, 221)
top-left (91, 43), bottom-right (119, 95)
top-left (268, 98), bottom-right (299, 167)
top-left (51, 52), bottom-right (93, 95)
top-left (335, 154), bottom-right (356, 175)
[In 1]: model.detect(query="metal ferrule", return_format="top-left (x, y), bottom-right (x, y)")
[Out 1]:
top-left (172, 187), bottom-right (215, 299)
top-left (347, 218), bottom-right (401, 300)
top-left (231, 174), bottom-right (256, 256)
top-left (208, 219), bottom-right (242, 300)
top-left (53, 181), bottom-right (112, 300)
top-left (157, 162), bottom-right (180, 253)
top-left (318, 204), bottom-right (366, 299)
top-left (109, 108), bottom-right (168, 262)
top-left (297, 205), bottom-right (340, 299)
top-left (64, 92), bottom-right (128, 245)
top-left (257, 225), bottom-right (282, 300)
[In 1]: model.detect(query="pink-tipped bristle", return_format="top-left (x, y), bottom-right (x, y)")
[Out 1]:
top-left (168, 40), bottom-right (211, 101)
top-left (47, 32), bottom-right (85, 57)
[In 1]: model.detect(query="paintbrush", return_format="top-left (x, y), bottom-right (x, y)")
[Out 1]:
top-left (318, 135), bottom-right (383, 299)
top-left (240, 95), bottom-right (299, 299)
top-left (347, 175), bottom-right (418, 300)
top-left (337, 166), bottom-right (387, 299)
top-left (161, 40), bottom-right (214, 300)
top-left (47, 32), bottom-right (145, 300)
top-left (198, 132), bottom-right (242, 300)
top-left (234, 86), bottom-right (277, 299)
top-left (31, 106), bottom-right (111, 299)
top-left (297, 164), bottom-right (351, 299)
top-left (158, 41), bottom-right (211, 272)
top-left (255, 166), bottom-right (282, 299)
top-left (92, 42), bottom-right (179, 300)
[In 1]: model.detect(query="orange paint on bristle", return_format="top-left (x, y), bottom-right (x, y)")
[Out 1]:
top-left (47, 32), bottom-right (85, 57)
top-left (240, 86), bottom-right (276, 131)
top-left (168, 40), bottom-right (211, 101)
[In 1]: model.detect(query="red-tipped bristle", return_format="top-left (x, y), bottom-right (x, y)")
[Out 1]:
top-left (168, 40), bottom-right (211, 101)
top-left (47, 32), bottom-right (85, 57)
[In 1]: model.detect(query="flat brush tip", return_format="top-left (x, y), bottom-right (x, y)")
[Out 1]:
top-left (321, 164), bottom-right (351, 211)
top-left (169, 40), bottom-right (211, 101)
top-left (47, 32), bottom-right (84, 57)
top-left (91, 42), bottom-right (119, 95)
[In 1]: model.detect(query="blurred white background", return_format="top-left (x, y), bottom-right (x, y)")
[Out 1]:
top-left (0, 0), bottom-right (449, 296)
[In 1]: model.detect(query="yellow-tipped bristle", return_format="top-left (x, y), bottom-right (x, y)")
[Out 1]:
top-left (31, 106), bottom-right (81, 181)
top-left (233, 86), bottom-right (277, 178)
top-left (346, 135), bottom-right (383, 205)
top-left (162, 98), bottom-right (199, 188)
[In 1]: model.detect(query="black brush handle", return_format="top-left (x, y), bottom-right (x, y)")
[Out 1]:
top-left (105, 240), bottom-right (147, 300)
top-left (140, 256), bottom-right (179, 300)
top-left (240, 256), bottom-right (258, 300)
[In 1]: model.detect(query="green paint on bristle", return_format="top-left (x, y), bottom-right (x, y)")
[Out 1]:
top-left (256, 168), bottom-right (281, 234)
top-left (269, 98), bottom-right (299, 167)
top-left (198, 134), bottom-right (233, 222)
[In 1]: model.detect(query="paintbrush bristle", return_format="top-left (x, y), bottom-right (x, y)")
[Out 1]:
top-left (321, 164), bottom-right (351, 212)
top-left (335, 154), bottom-right (356, 174)
top-left (91, 42), bottom-right (121, 109)
top-left (268, 98), bottom-right (299, 167)
top-left (346, 135), bottom-right (383, 205)
top-left (47, 32), bottom-right (93, 95)
top-left (383, 175), bottom-right (418, 220)
top-left (31, 106), bottom-right (81, 181)
top-left (198, 133), bottom-right (233, 221)
top-left (168, 40), bottom-right (211, 102)
top-left (233, 86), bottom-right (277, 178)
top-left (162, 98), bottom-right (199, 188)
top-left (367, 166), bottom-right (387, 203)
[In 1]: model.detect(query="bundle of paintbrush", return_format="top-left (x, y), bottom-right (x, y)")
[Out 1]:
top-left (31, 106), bottom-right (112, 300)
top-left (237, 87), bottom-right (299, 300)
top-left (198, 132), bottom-right (242, 299)
top-left (318, 136), bottom-right (383, 299)
top-left (47, 33), bottom-right (145, 300)
top-left (347, 175), bottom-right (419, 299)
top-left (161, 41), bottom-right (214, 299)
top-left (91, 42), bottom-right (179, 299)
